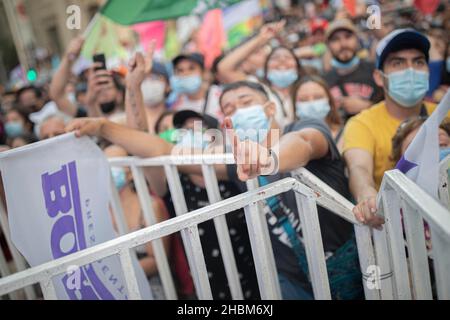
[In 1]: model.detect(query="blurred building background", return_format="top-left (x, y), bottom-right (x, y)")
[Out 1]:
top-left (0, 0), bottom-right (104, 85)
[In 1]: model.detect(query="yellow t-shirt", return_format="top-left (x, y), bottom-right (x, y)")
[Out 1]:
top-left (343, 101), bottom-right (440, 189)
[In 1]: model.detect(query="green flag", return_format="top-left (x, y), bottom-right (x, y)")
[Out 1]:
top-left (101, 0), bottom-right (241, 25)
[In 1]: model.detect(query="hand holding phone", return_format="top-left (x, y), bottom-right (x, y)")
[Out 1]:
top-left (93, 53), bottom-right (107, 71)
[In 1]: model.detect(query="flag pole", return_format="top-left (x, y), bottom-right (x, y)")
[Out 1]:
top-left (82, 12), bottom-right (100, 39)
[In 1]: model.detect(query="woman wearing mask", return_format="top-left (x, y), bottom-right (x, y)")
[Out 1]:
top-left (4, 107), bottom-right (34, 146)
top-left (264, 46), bottom-right (304, 127)
top-left (140, 62), bottom-right (171, 134)
top-left (292, 75), bottom-right (344, 151)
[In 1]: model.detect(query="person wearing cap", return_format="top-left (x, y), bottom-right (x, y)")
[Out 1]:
top-left (139, 61), bottom-right (171, 134)
top-left (342, 29), bottom-right (450, 229)
top-left (324, 19), bottom-right (383, 121)
top-left (170, 53), bottom-right (223, 121)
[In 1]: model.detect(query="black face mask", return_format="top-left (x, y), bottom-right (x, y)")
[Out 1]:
top-left (100, 101), bottom-right (116, 114)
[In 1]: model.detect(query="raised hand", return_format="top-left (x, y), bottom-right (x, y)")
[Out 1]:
top-left (259, 20), bottom-right (286, 42)
top-left (126, 40), bottom-right (156, 88)
top-left (85, 63), bottom-right (114, 109)
top-left (224, 118), bottom-right (276, 181)
top-left (65, 36), bottom-right (85, 61)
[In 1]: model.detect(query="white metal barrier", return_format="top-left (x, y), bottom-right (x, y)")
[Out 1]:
top-left (0, 154), bottom-right (449, 300)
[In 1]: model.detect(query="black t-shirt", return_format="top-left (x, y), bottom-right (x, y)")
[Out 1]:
top-left (324, 60), bottom-right (383, 119)
top-left (163, 175), bottom-right (259, 300)
top-left (227, 119), bottom-right (354, 286)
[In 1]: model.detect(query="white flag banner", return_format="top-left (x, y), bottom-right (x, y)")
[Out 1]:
top-left (396, 89), bottom-right (450, 199)
top-left (0, 133), bottom-right (152, 300)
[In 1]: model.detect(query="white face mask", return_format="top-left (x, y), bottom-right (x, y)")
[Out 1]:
top-left (141, 78), bottom-right (166, 107)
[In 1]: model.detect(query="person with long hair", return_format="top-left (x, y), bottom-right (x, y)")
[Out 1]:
top-left (291, 75), bottom-right (344, 151)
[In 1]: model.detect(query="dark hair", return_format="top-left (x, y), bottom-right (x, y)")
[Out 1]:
top-left (154, 110), bottom-right (175, 134)
top-left (6, 106), bottom-right (33, 128)
top-left (263, 46), bottom-right (304, 85)
top-left (391, 117), bottom-right (427, 164)
top-left (291, 75), bottom-right (342, 127)
top-left (219, 81), bottom-right (269, 107)
top-left (16, 85), bottom-right (42, 101)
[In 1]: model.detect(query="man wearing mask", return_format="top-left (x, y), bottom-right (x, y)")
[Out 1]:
top-left (343, 29), bottom-right (449, 229)
top-left (170, 53), bottom-right (223, 121)
top-left (324, 19), bottom-right (382, 121)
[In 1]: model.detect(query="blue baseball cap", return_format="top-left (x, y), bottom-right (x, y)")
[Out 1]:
top-left (375, 29), bottom-right (430, 70)
top-left (151, 61), bottom-right (169, 81)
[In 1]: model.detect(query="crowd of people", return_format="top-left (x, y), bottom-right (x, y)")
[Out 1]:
top-left (1, 0), bottom-right (450, 300)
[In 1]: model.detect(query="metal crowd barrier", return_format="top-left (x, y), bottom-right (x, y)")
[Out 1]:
top-left (0, 154), bottom-right (449, 300)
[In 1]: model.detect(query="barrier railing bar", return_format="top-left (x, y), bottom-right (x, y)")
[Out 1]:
top-left (118, 249), bottom-right (143, 300)
top-left (430, 227), bottom-right (450, 299)
top-left (130, 165), bottom-right (177, 300)
top-left (244, 179), bottom-right (282, 300)
top-left (291, 168), bottom-right (359, 225)
top-left (380, 187), bottom-right (411, 299)
top-left (383, 171), bottom-right (450, 238)
top-left (0, 200), bottom-right (36, 300)
top-left (438, 155), bottom-right (450, 208)
top-left (201, 164), bottom-right (244, 300)
top-left (354, 226), bottom-right (380, 300)
top-left (0, 244), bottom-right (18, 300)
top-left (291, 168), bottom-right (379, 299)
top-left (293, 190), bottom-right (331, 300)
top-left (371, 200), bottom-right (395, 300)
top-left (39, 279), bottom-right (57, 300)
top-left (108, 171), bottom-right (129, 236)
top-left (400, 198), bottom-right (432, 300)
top-left (163, 164), bottom-right (212, 300)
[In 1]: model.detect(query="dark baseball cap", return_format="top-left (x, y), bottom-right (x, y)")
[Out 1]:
top-left (172, 53), bottom-right (205, 69)
top-left (151, 61), bottom-right (169, 81)
top-left (173, 110), bottom-right (219, 130)
top-left (375, 29), bottom-right (430, 70)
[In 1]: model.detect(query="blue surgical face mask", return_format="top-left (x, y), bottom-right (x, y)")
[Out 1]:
top-left (440, 147), bottom-right (450, 161)
top-left (111, 167), bottom-right (127, 190)
top-left (296, 98), bottom-right (331, 120)
top-left (170, 75), bottom-right (202, 95)
top-left (267, 69), bottom-right (298, 88)
top-left (384, 68), bottom-right (429, 108)
top-left (176, 130), bottom-right (208, 150)
top-left (446, 57), bottom-right (450, 73)
top-left (331, 56), bottom-right (360, 70)
top-left (5, 121), bottom-right (24, 138)
top-left (231, 104), bottom-right (270, 143)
